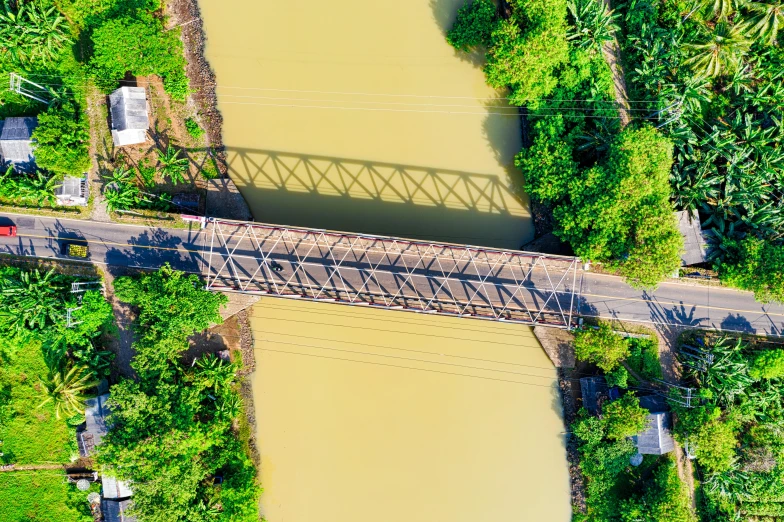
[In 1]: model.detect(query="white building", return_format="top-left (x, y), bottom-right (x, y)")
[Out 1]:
top-left (109, 87), bottom-right (149, 147)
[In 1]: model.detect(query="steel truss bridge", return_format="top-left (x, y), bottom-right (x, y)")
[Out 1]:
top-left (204, 219), bottom-right (583, 329)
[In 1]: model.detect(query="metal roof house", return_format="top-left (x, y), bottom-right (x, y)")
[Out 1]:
top-left (55, 174), bottom-right (89, 206)
top-left (109, 87), bottom-right (149, 147)
top-left (580, 376), bottom-right (609, 415)
top-left (632, 395), bottom-right (675, 455)
top-left (676, 209), bottom-right (708, 266)
top-left (101, 498), bottom-right (137, 522)
top-left (0, 117), bottom-right (37, 168)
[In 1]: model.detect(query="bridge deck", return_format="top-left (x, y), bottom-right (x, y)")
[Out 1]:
top-left (205, 220), bottom-right (582, 328)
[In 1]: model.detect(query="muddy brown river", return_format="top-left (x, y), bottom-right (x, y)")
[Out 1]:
top-left (199, 0), bottom-right (570, 520)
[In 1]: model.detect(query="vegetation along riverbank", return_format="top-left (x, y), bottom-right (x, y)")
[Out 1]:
top-left (448, 0), bottom-right (784, 297)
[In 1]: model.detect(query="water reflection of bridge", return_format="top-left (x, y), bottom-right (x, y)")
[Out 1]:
top-left (205, 219), bottom-right (582, 329)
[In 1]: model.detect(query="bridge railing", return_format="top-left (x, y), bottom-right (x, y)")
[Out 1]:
top-left (205, 219), bottom-right (582, 329)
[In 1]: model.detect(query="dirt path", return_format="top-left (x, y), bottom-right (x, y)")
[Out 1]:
top-left (0, 464), bottom-right (65, 472)
top-left (654, 325), bottom-right (698, 511)
top-left (600, 0), bottom-right (631, 127)
top-left (86, 86), bottom-right (113, 223)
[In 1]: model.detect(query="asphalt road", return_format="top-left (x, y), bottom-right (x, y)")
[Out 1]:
top-left (1, 212), bottom-right (783, 336)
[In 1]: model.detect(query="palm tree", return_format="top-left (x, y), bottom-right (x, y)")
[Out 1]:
top-left (157, 145), bottom-right (189, 185)
top-left (746, 1), bottom-right (784, 45)
top-left (38, 364), bottom-right (97, 419)
top-left (685, 22), bottom-right (752, 77)
top-left (694, 0), bottom-right (742, 20)
top-left (0, 0), bottom-right (70, 65)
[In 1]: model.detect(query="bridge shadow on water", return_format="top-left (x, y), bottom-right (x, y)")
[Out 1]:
top-left (212, 147), bottom-right (533, 250)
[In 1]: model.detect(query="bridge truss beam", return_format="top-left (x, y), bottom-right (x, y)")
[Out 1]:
top-left (205, 220), bottom-right (582, 329)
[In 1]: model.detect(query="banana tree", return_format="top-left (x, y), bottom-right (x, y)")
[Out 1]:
top-left (0, 268), bottom-right (67, 331)
top-left (0, 0), bottom-right (71, 65)
top-left (157, 145), bottom-right (189, 185)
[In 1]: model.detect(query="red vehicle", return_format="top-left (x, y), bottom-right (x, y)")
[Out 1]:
top-left (0, 225), bottom-right (16, 237)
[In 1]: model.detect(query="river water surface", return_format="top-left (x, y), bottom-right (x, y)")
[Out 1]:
top-left (199, 0), bottom-right (570, 520)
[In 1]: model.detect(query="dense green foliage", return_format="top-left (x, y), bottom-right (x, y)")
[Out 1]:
top-left (0, 0), bottom-right (70, 65)
top-left (717, 237), bottom-right (784, 303)
top-left (99, 265), bottom-right (261, 521)
top-left (572, 403), bottom-right (695, 521)
top-left (601, 393), bottom-right (648, 440)
top-left (449, 0), bottom-right (682, 288)
top-left (750, 348), bottom-right (784, 380)
top-left (89, 13), bottom-right (189, 100)
top-left (675, 334), bottom-right (784, 519)
top-left (446, 0), bottom-right (497, 51)
top-left (32, 104), bottom-right (92, 177)
top-left (0, 471), bottom-right (93, 521)
top-left (574, 323), bottom-right (630, 371)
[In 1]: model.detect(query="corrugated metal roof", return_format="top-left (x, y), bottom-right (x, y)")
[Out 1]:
top-left (0, 117), bottom-right (37, 141)
top-left (109, 87), bottom-right (149, 146)
top-left (102, 499), bottom-right (137, 522)
top-left (102, 474), bottom-right (133, 499)
top-left (579, 376), bottom-right (608, 415)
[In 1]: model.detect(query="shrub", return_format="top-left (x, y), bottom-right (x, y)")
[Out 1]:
top-left (446, 0), bottom-right (497, 51)
top-left (184, 118), bottom-right (205, 140)
top-left (673, 406), bottom-right (739, 473)
top-left (749, 349), bottom-right (784, 380)
top-left (602, 394), bottom-right (648, 440)
top-left (606, 366), bottom-right (629, 388)
top-left (31, 105), bottom-right (91, 178)
top-left (574, 322), bottom-right (630, 371)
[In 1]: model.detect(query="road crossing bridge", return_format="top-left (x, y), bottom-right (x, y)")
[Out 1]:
top-left (204, 219), bottom-right (582, 329)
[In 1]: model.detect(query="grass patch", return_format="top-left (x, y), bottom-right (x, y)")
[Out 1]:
top-left (0, 471), bottom-right (93, 522)
top-left (0, 336), bottom-right (76, 465)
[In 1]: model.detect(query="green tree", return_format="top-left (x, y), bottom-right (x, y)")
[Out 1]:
top-left (38, 363), bottom-right (97, 419)
top-left (554, 125), bottom-right (681, 288)
top-left (113, 264), bottom-right (226, 372)
top-left (483, 0), bottom-right (570, 104)
top-left (32, 104), bottom-right (92, 178)
top-left (515, 115), bottom-right (577, 204)
top-left (602, 394), bottom-right (648, 440)
top-left (750, 349), bottom-right (784, 380)
top-left (573, 322), bottom-right (630, 371)
top-left (606, 365), bottom-right (629, 388)
top-left (673, 405), bottom-right (739, 473)
top-left (446, 0), bottom-right (497, 51)
top-left (718, 237), bottom-right (784, 303)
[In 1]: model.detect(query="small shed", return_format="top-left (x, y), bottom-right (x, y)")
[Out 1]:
top-left (579, 376), bottom-right (609, 415)
top-left (79, 393), bottom-right (110, 457)
top-left (109, 87), bottom-right (149, 147)
top-left (676, 209), bottom-right (708, 266)
top-left (632, 395), bottom-right (675, 455)
top-left (55, 175), bottom-right (89, 206)
top-left (0, 117), bottom-right (37, 167)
